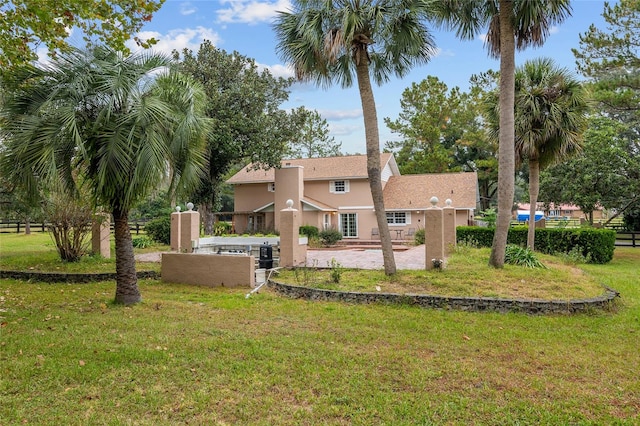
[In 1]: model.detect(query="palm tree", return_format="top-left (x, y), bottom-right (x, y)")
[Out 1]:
top-left (435, 0), bottom-right (572, 267)
top-left (513, 58), bottom-right (589, 250)
top-left (0, 46), bottom-right (209, 304)
top-left (273, 0), bottom-right (437, 275)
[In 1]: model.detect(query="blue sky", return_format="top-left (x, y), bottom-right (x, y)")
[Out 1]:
top-left (111, 0), bottom-right (609, 154)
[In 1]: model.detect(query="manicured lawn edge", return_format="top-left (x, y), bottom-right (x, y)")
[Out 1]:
top-left (0, 270), bottom-right (159, 283)
top-left (268, 279), bottom-right (620, 314)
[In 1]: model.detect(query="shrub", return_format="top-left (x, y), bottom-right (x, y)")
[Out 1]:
top-left (132, 235), bottom-right (153, 248)
top-left (414, 228), bottom-right (425, 245)
top-left (328, 258), bottom-right (342, 283)
top-left (319, 228), bottom-right (343, 246)
top-left (504, 245), bottom-right (546, 268)
top-left (45, 192), bottom-right (94, 262)
top-left (456, 226), bottom-right (616, 264)
top-left (213, 221), bottom-right (232, 236)
top-left (477, 208), bottom-right (497, 227)
top-left (299, 225), bottom-right (319, 239)
top-left (145, 216), bottom-right (171, 245)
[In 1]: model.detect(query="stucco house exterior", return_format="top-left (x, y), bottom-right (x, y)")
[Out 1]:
top-left (226, 153), bottom-right (478, 240)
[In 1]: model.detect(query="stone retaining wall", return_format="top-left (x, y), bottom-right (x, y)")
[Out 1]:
top-left (268, 280), bottom-right (619, 314)
top-left (0, 270), bottom-right (158, 283)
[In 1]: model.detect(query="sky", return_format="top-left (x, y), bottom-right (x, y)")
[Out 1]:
top-left (97, 0), bottom-right (611, 154)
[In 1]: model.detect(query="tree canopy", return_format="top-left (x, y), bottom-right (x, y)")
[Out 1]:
top-left (176, 41), bottom-right (303, 233)
top-left (540, 116), bottom-right (640, 224)
top-left (0, 0), bottom-right (163, 69)
top-left (287, 107), bottom-right (342, 159)
top-left (1, 46), bottom-right (209, 304)
top-left (573, 0), bottom-right (640, 125)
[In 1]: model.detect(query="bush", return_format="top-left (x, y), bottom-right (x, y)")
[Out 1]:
top-left (299, 225), bottom-right (319, 239)
top-left (455, 226), bottom-right (616, 264)
top-left (213, 221), bottom-right (232, 236)
top-left (623, 208), bottom-right (640, 231)
top-left (132, 235), bottom-right (153, 248)
top-left (319, 228), bottom-right (343, 246)
top-left (414, 228), bottom-right (425, 245)
top-left (45, 192), bottom-right (94, 262)
top-left (504, 245), bottom-right (546, 268)
top-left (145, 216), bottom-right (171, 245)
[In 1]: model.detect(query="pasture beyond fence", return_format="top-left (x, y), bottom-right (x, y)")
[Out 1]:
top-left (0, 221), bottom-right (147, 235)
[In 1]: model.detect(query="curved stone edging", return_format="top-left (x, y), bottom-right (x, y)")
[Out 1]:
top-left (267, 280), bottom-right (620, 314)
top-left (0, 270), bottom-right (159, 283)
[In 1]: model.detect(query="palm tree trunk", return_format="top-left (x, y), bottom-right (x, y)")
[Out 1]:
top-left (113, 206), bottom-right (141, 304)
top-left (355, 56), bottom-right (396, 275)
top-left (527, 159), bottom-right (540, 250)
top-left (489, 0), bottom-right (516, 268)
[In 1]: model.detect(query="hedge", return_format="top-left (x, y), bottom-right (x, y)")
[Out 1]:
top-left (456, 226), bottom-right (616, 264)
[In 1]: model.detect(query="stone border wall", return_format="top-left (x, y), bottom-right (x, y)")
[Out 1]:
top-left (0, 270), bottom-right (158, 283)
top-left (268, 280), bottom-right (620, 314)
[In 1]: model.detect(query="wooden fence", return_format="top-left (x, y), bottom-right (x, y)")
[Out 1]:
top-left (0, 221), bottom-right (147, 235)
top-left (615, 232), bottom-right (640, 248)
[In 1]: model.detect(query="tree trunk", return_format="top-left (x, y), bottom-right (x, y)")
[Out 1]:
top-left (24, 217), bottom-right (31, 235)
top-left (355, 54), bottom-right (396, 275)
top-left (201, 204), bottom-right (214, 236)
top-left (489, 0), bottom-right (516, 268)
top-left (113, 207), bottom-right (141, 304)
top-left (527, 159), bottom-right (540, 250)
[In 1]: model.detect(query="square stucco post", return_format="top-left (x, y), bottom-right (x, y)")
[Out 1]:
top-left (180, 206), bottom-right (200, 253)
top-left (425, 197), bottom-right (445, 270)
top-left (279, 200), bottom-right (306, 267)
top-left (170, 208), bottom-right (181, 252)
top-left (91, 213), bottom-right (110, 258)
top-left (443, 199), bottom-right (456, 255)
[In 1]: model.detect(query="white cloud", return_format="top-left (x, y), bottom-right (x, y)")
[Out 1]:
top-left (180, 2), bottom-right (197, 15)
top-left (256, 61), bottom-right (294, 78)
top-left (320, 109), bottom-right (362, 121)
top-left (126, 27), bottom-right (221, 56)
top-left (329, 123), bottom-right (362, 136)
top-left (549, 25), bottom-right (560, 35)
top-left (217, 0), bottom-right (292, 24)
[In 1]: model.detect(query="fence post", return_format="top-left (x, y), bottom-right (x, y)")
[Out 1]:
top-left (16, 222), bottom-right (20, 233)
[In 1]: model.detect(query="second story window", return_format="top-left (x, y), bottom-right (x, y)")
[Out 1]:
top-left (330, 180), bottom-right (349, 194)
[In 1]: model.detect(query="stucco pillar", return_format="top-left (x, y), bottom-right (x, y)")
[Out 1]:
top-left (170, 207), bottom-right (181, 252)
top-left (279, 199), bottom-right (306, 267)
top-left (91, 213), bottom-right (110, 258)
top-left (443, 199), bottom-right (456, 255)
top-left (180, 203), bottom-right (200, 253)
top-left (274, 165), bottom-right (304, 231)
top-left (425, 197), bottom-right (445, 270)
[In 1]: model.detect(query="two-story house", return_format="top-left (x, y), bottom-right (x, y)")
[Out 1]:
top-left (226, 153), bottom-right (478, 240)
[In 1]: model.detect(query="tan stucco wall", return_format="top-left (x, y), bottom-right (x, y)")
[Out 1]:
top-left (233, 184), bottom-right (274, 212)
top-left (161, 253), bottom-right (255, 287)
top-left (303, 179), bottom-right (373, 207)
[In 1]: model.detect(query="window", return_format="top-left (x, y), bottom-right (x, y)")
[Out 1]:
top-left (386, 212), bottom-right (408, 225)
top-left (340, 213), bottom-right (357, 237)
top-left (267, 182), bottom-right (275, 192)
top-left (330, 180), bottom-right (349, 193)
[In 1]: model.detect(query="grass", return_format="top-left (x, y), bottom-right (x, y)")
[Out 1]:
top-left (0, 232), bottom-right (163, 273)
top-left (1, 232), bottom-right (640, 424)
top-left (279, 245), bottom-right (605, 300)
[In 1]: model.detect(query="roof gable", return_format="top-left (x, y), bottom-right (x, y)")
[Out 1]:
top-left (383, 172), bottom-right (478, 210)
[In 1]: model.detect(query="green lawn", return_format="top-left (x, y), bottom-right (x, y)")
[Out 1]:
top-left (1, 232), bottom-right (639, 424)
